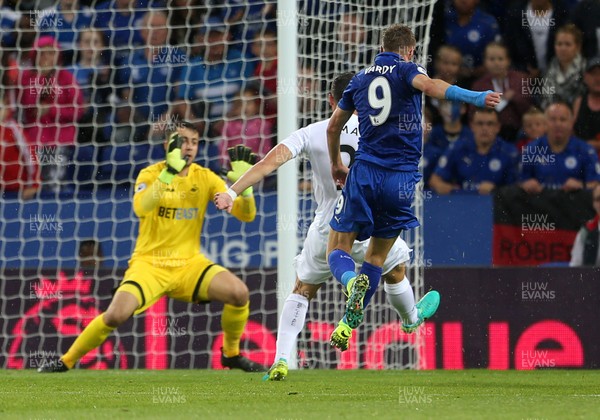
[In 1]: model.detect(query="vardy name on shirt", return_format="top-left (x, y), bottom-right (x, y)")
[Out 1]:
top-left (364, 65), bottom-right (397, 75)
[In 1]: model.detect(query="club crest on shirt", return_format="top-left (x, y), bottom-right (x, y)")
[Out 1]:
top-left (564, 156), bottom-right (577, 170)
top-left (488, 158), bottom-right (502, 172)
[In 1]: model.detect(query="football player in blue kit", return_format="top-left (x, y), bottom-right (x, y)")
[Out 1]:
top-left (326, 24), bottom-right (502, 346)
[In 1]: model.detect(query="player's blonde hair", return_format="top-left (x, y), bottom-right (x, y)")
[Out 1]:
top-left (382, 24), bottom-right (416, 53)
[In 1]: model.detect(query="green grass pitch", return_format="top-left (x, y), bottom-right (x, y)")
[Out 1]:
top-left (2, 370), bottom-right (599, 419)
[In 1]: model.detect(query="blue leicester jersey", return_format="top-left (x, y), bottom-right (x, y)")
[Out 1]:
top-left (520, 136), bottom-right (600, 189)
top-left (435, 136), bottom-right (518, 191)
top-left (337, 52), bottom-right (427, 171)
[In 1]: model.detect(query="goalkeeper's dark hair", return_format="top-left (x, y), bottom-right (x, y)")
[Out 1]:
top-left (165, 120), bottom-right (199, 139)
top-left (330, 72), bottom-right (355, 102)
top-left (382, 24), bottom-right (416, 53)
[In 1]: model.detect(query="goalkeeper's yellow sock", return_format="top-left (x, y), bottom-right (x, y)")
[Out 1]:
top-left (61, 313), bottom-right (115, 369)
top-left (221, 302), bottom-right (249, 358)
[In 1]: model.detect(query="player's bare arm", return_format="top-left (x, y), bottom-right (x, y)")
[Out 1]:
top-left (327, 107), bottom-right (354, 187)
top-left (215, 144), bottom-right (293, 212)
top-left (411, 74), bottom-right (502, 109)
top-left (212, 145), bottom-right (258, 216)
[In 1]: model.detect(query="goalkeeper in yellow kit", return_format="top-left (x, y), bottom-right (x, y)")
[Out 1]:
top-left (39, 121), bottom-right (265, 373)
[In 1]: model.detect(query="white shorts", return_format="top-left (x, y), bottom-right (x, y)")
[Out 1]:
top-left (293, 224), bottom-right (412, 285)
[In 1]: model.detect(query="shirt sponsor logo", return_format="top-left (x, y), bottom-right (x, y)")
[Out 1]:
top-left (157, 207), bottom-right (199, 220)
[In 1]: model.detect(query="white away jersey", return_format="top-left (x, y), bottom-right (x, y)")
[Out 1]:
top-left (282, 114), bottom-right (360, 234)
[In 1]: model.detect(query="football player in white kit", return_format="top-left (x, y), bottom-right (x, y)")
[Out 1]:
top-left (215, 73), bottom-right (423, 381)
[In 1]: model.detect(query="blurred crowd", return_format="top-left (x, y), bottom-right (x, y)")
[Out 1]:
top-left (0, 0), bottom-right (599, 200)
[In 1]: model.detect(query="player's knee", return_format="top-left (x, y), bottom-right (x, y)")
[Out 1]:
top-left (103, 307), bottom-right (132, 328)
top-left (228, 282), bottom-right (249, 307)
top-left (383, 264), bottom-right (405, 284)
top-left (292, 280), bottom-right (319, 300)
top-left (366, 255), bottom-right (386, 268)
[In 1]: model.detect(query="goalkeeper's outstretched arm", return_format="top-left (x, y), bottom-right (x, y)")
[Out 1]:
top-left (215, 143), bottom-right (293, 212)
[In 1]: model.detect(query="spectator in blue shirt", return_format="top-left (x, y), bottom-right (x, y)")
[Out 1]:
top-left (424, 100), bottom-right (473, 187)
top-left (173, 17), bottom-right (255, 139)
top-left (94, 0), bottom-right (157, 61)
top-left (115, 10), bottom-right (186, 126)
top-left (67, 28), bottom-right (112, 144)
top-left (520, 100), bottom-right (600, 193)
top-left (225, 0), bottom-right (276, 47)
top-left (103, 10), bottom-right (184, 147)
top-left (430, 108), bottom-right (518, 194)
top-left (3, 4), bottom-right (38, 67)
top-left (37, 0), bottom-right (93, 52)
top-left (0, 4), bottom-right (20, 48)
top-left (444, 0), bottom-right (500, 83)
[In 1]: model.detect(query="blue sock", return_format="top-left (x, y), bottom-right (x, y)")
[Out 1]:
top-left (360, 262), bottom-right (383, 308)
top-left (328, 249), bottom-right (356, 287)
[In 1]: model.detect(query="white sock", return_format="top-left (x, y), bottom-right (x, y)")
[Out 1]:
top-left (275, 293), bottom-right (309, 363)
top-left (384, 277), bottom-right (418, 324)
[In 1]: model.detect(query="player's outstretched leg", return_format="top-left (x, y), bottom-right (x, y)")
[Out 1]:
top-left (263, 291), bottom-right (310, 381)
top-left (401, 290), bottom-right (441, 333)
top-left (344, 274), bottom-right (370, 329)
top-left (37, 313), bottom-right (116, 373)
top-left (38, 290), bottom-right (137, 373)
top-left (329, 320), bottom-right (352, 351)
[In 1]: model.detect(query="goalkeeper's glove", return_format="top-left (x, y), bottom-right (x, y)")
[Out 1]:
top-left (226, 145), bottom-right (258, 197)
top-left (158, 133), bottom-right (187, 184)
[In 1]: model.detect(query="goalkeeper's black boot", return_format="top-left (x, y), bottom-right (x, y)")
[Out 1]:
top-left (220, 348), bottom-right (266, 372)
top-left (37, 358), bottom-right (69, 373)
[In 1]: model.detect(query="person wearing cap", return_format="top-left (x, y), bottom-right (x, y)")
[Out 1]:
top-left (173, 17), bottom-right (256, 142)
top-left (573, 57), bottom-right (600, 155)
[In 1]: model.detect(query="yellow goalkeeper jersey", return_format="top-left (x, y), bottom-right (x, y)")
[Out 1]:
top-left (130, 162), bottom-right (255, 263)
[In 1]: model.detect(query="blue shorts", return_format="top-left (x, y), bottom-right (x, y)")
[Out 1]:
top-left (329, 160), bottom-right (421, 241)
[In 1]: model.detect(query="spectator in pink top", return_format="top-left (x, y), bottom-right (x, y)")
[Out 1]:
top-left (218, 84), bottom-right (274, 168)
top-left (17, 35), bottom-right (84, 191)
